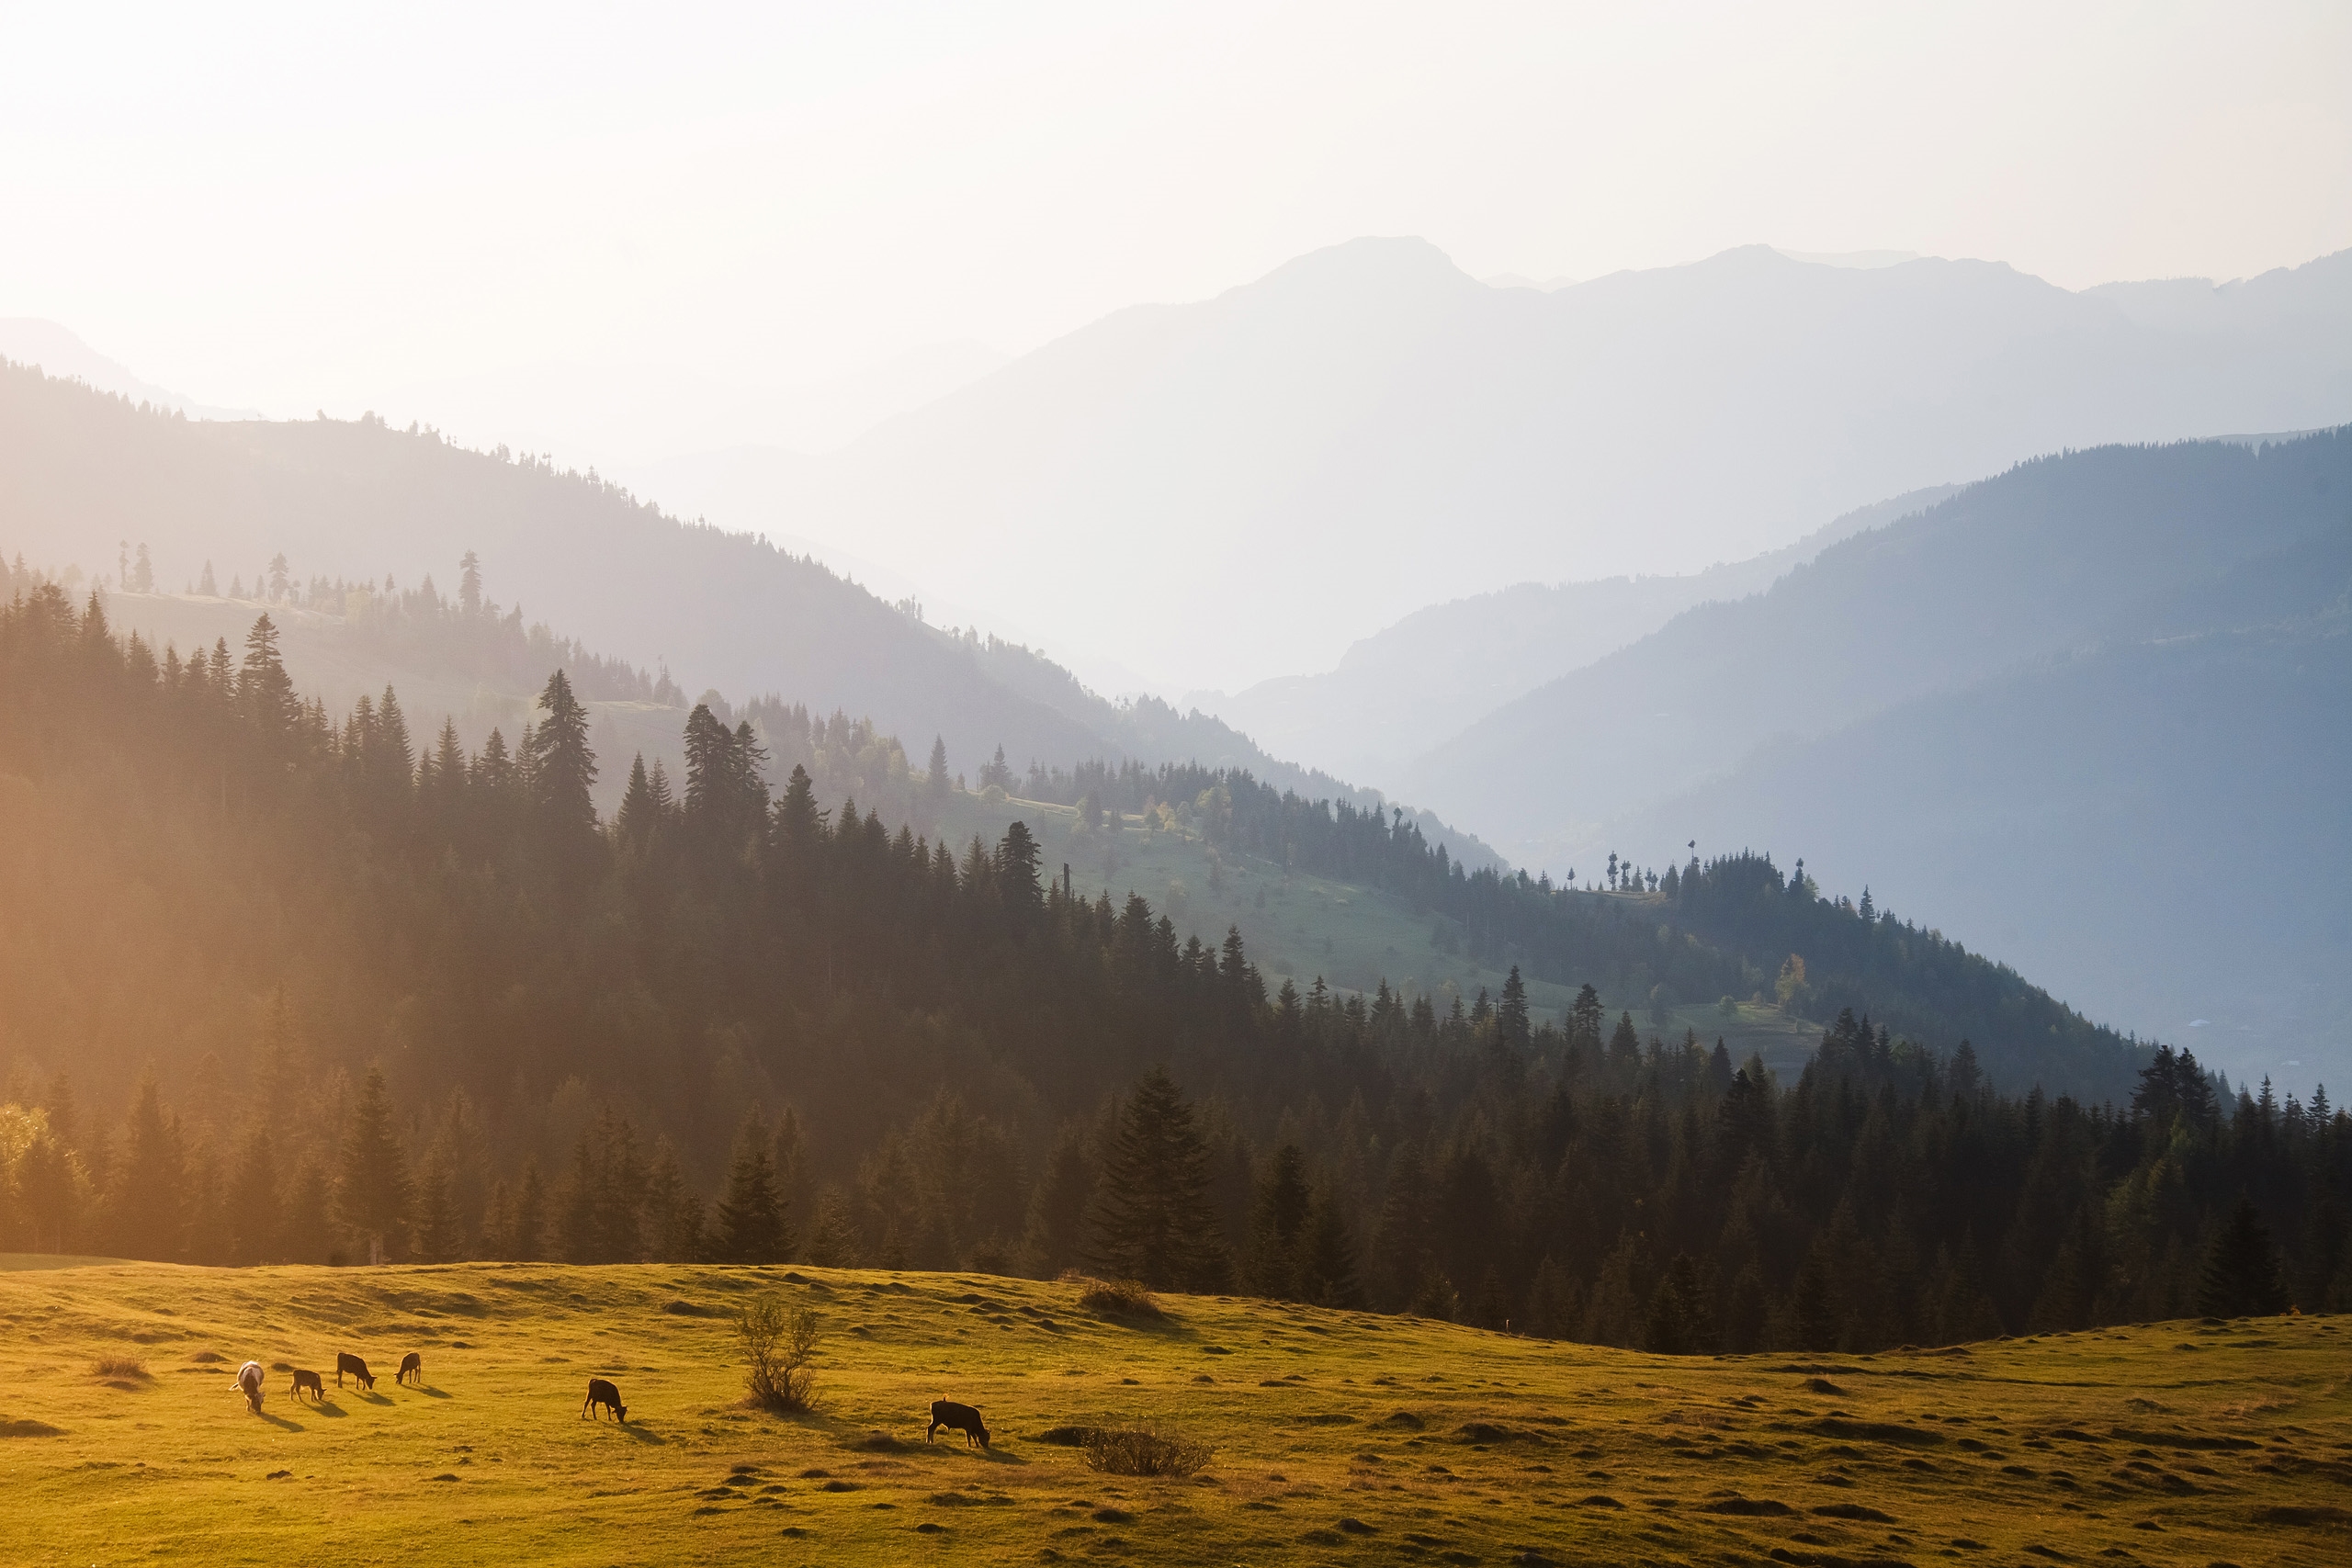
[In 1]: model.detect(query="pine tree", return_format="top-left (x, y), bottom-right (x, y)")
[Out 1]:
top-left (1497, 965), bottom-right (1531, 1050)
top-left (110, 1069), bottom-right (187, 1261)
top-left (2197, 1196), bottom-right (2290, 1316)
top-left (525, 669), bottom-right (598, 839)
top-left (804, 1185), bottom-right (862, 1268)
top-left (1086, 1067), bottom-right (1224, 1291)
top-left (239, 614), bottom-right (300, 746)
top-left (1300, 1186), bottom-right (1363, 1308)
top-left (1246, 1144), bottom-right (1313, 1299)
top-left (458, 550), bottom-right (482, 617)
top-left (1021, 1124), bottom-right (1092, 1277)
top-left (926, 736), bottom-right (951, 804)
top-left (715, 1111), bottom-right (791, 1264)
top-left (1645, 1254), bottom-right (1716, 1354)
top-left (507, 1159), bottom-right (547, 1262)
top-left (225, 1122), bottom-right (281, 1265)
top-left (335, 1066), bottom-right (411, 1263)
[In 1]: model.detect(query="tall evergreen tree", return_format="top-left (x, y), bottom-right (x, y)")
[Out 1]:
top-left (1497, 965), bottom-right (1532, 1050)
top-left (224, 1122), bottom-right (280, 1265)
top-left (238, 613), bottom-right (300, 746)
top-left (525, 669), bottom-right (598, 839)
top-left (1246, 1143), bottom-right (1313, 1299)
top-left (2198, 1196), bottom-right (2290, 1316)
top-left (110, 1069), bottom-right (186, 1261)
top-left (1087, 1068), bottom-right (1225, 1291)
top-left (335, 1066), bottom-right (412, 1263)
top-left (715, 1111), bottom-right (791, 1264)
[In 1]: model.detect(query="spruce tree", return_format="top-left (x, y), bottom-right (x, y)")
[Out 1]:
top-left (111, 1069), bottom-right (187, 1261)
top-left (926, 736), bottom-right (950, 804)
top-left (1300, 1186), bottom-right (1363, 1308)
top-left (1021, 1124), bottom-right (1092, 1278)
top-left (238, 614), bottom-right (300, 746)
top-left (225, 1122), bottom-right (281, 1265)
top-left (715, 1111), bottom-right (791, 1264)
top-left (525, 669), bottom-right (598, 840)
top-left (2197, 1196), bottom-right (2290, 1316)
top-left (1246, 1144), bottom-right (1312, 1298)
top-left (1086, 1067), bottom-right (1224, 1291)
top-left (1497, 965), bottom-right (1531, 1050)
top-left (335, 1066), bottom-right (411, 1263)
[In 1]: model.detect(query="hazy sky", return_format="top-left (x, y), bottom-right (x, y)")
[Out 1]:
top-left (4, 0), bottom-right (2348, 463)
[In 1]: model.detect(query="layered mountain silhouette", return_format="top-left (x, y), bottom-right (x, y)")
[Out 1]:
top-left (1195, 484), bottom-right (1960, 784)
top-left (0, 361), bottom-right (1482, 860)
top-left (1407, 431), bottom-right (2352, 1085)
top-left (639, 238), bottom-right (2352, 690)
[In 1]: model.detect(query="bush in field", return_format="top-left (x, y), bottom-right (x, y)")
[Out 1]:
top-left (1085, 1425), bottom-right (1211, 1477)
top-left (737, 1292), bottom-right (820, 1412)
top-left (1074, 1276), bottom-right (1162, 1319)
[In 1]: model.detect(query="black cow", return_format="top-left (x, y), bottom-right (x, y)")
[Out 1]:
top-left (582, 1377), bottom-right (627, 1423)
top-left (397, 1352), bottom-right (423, 1386)
top-left (290, 1369), bottom-right (325, 1403)
top-left (928, 1399), bottom-right (989, 1450)
top-left (336, 1352), bottom-right (375, 1391)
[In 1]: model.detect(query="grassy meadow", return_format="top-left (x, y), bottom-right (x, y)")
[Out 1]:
top-left (3, 1258), bottom-right (2346, 1566)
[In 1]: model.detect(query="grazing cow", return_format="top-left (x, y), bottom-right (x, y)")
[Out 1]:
top-left (582, 1377), bottom-right (627, 1423)
top-left (290, 1369), bottom-right (324, 1404)
top-left (397, 1352), bottom-right (423, 1387)
top-left (336, 1352), bottom-right (375, 1391)
top-left (234, 1360), bottom-right (265, 1415)
top-left (928, 1398), bottom-right (989, 1450)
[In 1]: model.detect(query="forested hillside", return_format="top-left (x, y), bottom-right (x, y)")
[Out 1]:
top-left (0, 360), bottom-right (1430, 830)
top-left (11, 582), bottom-right (2340, 1349)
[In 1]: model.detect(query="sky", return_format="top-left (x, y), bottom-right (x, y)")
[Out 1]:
top-left (3, 0), bottom-right (2348, 466)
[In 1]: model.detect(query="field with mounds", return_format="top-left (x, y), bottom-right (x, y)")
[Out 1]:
top-left (3, 1259), bottom-right (2346, 1567)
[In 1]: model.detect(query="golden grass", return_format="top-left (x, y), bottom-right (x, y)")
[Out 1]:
top-left (0, 1260), bottom-right (2346, 1565)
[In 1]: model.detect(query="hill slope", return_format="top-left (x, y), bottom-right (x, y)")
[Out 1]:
top-left (0, 361), bottom-right (1447, 840)
top-left (646, 239), bottom-right (2352, 688)
top-left (5, 1261), bottom-right (2346, 1568)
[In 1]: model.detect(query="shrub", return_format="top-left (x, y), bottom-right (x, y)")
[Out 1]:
top-left (1075, 1278), bottom-right (1162, 1319)
top-left (736, 1292), bottom-right (820, 1412)
top-left (92, 1357), bottom-right (147, 1380)
top-left (1085, 1425), bottom-right (1211, 1477)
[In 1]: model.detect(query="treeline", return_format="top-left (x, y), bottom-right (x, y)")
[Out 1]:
top-left (1017, 761), bottom-right (2147, 1100)
top-left (3, 586), bottom-right (2341, 1351)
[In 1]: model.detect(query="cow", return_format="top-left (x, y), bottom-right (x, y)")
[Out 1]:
top-left (397, 1352), bottom-right (423, 1387)
top-left (336, 1352), bottom-right (375, 1391)
top-left (582, 1377), bottom-right (627, 1423)
top-left (290, 1369), bottom-right (324, 1404)
top-left (233, 1360), bottom-right (265, 1415)
top-left (928, 1398), bottom-right (989, 1450)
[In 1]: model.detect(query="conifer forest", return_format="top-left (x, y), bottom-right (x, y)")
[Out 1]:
top-left (4, 582), bottom-right (2345, 1351)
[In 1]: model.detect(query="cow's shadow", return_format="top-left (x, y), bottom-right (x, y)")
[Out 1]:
top-left (416, 1386), bottom-right (453, 1400)
top-left (356, 1390), bottom-right (393, 1406)
top-left (307, 1399), bottom-right (348, 1418)
top-left (257, 1412), bottom-right (304, 1432)
top-left (610, 1421), bottom-right (666, 1445)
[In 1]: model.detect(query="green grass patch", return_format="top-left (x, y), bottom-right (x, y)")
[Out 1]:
top-left (3, 1260), bottom-right (2345, 1565)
